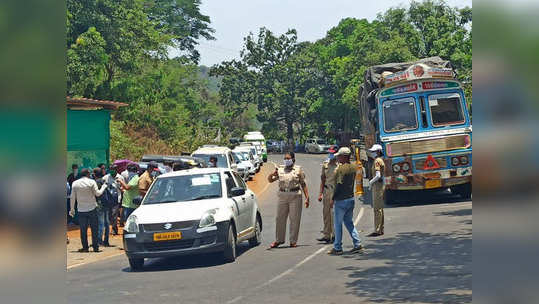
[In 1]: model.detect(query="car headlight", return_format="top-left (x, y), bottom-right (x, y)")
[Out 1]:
top-left (392, 164), bottom-right (401, 173)
top-left (125, 215), bottom-right (139, 233)
top-left (459, 155), bottom-right (469, 165)
top-left (401, 162), bottom-right (410, 171)
top-left (199, 209), bottom-right (218, 228)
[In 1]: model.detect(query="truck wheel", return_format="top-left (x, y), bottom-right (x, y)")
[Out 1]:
top-left (384, 189), bottom-right (396, 205)
top-left (128, 257), bottom-right (144, 271)
top-left (452, 183), bottom-right (472, 200)
top-left (248, 217), bottom-right (262, 247)
top-left (223, 224), bottom-right (237, 263)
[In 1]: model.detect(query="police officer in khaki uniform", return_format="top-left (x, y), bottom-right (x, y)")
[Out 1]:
top-left (367, 144), bottom-right (385, 237)
top-left (268, 151), bottom-right (310, 248)
top-left (316, 146), bottom-right (338, 243)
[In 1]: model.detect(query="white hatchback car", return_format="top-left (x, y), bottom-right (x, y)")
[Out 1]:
top-left (123, 168), bottom-right (262, 270)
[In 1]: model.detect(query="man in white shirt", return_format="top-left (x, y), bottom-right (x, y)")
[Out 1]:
top-left (70, 168), bottom-right (107, 252)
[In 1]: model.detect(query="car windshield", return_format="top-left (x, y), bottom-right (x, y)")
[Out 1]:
top-left (192, 154), bottom-right (228, 168)
top-left (383, 97), bottom-right (418, 133)
top-left (428, 93), bottom-right (465, 126)
top-left (316, 139), bottom-right (326, 145)
top-left (143, 173), bottom-right (222, 204)
top-left (233, 152), bottom-right (245, 162)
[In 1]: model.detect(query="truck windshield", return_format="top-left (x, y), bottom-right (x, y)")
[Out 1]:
top-left (192, 154), bottom-right (227, 168)
top-left (144, 173), bottom-right (222, 204)
top-left (428, 93), bottom-right (465, 126)
top-left (383, 97), bottom-right (418, 133)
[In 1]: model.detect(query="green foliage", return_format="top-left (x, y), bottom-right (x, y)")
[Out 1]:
top-left (214, 0), bottom-right (472, 143)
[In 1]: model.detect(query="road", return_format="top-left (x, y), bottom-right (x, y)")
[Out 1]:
top-left (67, 154), bottom-right (472, 304)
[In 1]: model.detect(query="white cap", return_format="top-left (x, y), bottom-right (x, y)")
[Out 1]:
top-left (335, 147), bottom-right (351, 156)
top-left (368, 144), bottom-right (383, 152)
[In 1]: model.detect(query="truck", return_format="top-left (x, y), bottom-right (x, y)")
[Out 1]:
top-left (359, 57), bottom-right (472, 203)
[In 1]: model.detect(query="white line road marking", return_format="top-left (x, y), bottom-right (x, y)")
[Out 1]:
top-left (226, 206), bottom-right (365, 304)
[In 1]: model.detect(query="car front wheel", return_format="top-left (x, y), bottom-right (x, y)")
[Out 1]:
top-left (248, 217), bottom-right (262, 247)
top-left (128, 257), bottom-right (144, 271)
top-left (223, 224), bottom-right (237, 263)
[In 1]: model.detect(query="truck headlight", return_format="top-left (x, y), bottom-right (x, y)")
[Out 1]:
top-left (401, 162), bottom-right (410, 171)
top-left (459, 156), bottom-right (469, 165)
top-left (125, 215), bottom-right (139, 233)
top-left (392, 164), bottom-right (401, 173)
top-left (199, 209), bottom-right (218, 228)
top-left (451, 157), bottom-right (460, 166)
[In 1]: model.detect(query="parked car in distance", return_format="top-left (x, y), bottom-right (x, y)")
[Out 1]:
top-left (233, 148), bottom-right (258, 175)
top-left (191, 146), bottom-right (238, 174)
top-left (232, 151), bottom-right (252, 181)
top-left (237, 143), bottom-right (262, 170)
top-left (267, 140), bottom-right (284, 153)
top-left (305, 138), bottom-right (331, 154)
top-left (122, 168), bottom-right (263, 270)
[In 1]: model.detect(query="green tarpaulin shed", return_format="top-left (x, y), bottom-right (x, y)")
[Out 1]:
top-left (66, 97), bottom-right (127, 170)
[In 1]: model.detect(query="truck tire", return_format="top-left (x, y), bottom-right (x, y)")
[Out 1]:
top-left (451, 183), bottom-right (472, 200)
top-left (223, 224), bottom-right (237, 263)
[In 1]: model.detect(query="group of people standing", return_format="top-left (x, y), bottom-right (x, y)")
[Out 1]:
top-left (67, 161), bottom-right (159, 252)
top-left (267, 143), bottom-right (386, 255)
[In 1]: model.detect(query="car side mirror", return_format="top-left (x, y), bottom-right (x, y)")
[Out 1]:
top-left (230, 187), bottom-right (245, 197)
top-left (133, 195), bottom-right (143, 206)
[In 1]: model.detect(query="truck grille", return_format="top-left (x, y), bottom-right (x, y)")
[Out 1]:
top-left (388, 134), bottom-right (470, 157)
top-left (142, 221), bottom-right (197, 232)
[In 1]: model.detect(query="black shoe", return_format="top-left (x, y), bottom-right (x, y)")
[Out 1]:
top-left (367, 232), bottom-right (382, 237)
top-left (103, 243), bottom-right (114, 247)
top-left (93, 247), bottom-right (101, 252)
top-left (349, 245), bottom-right (364, 254)
top-left (77, 248), bottom-right (89, 253)
top-left (317, 237), bottom-right (331, 243)
top-left (327, 248), bottom-right (343, 255)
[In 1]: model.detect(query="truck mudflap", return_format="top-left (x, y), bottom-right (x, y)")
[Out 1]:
top-left (384, 167), bottom-right (472, 190)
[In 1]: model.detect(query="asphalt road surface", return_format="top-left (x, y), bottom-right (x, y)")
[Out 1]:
top-left (67, 154), bottom-right (472, 304)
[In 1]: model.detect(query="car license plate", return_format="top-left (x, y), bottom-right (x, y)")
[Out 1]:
top-left (425, 179), bottom-right (442, 189)
top-left (153, 231), bottom-right (182, 242)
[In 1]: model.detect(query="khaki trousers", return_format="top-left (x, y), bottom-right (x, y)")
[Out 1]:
top-left (372, 182), bottom-right (384, 234)
top-left (322, 189), bottom-right (334, 239)
top-left (276, 191), bottom-right (303, 244)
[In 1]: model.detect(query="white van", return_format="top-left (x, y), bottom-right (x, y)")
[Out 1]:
top-left (243, 132), bottom-right (267, 162)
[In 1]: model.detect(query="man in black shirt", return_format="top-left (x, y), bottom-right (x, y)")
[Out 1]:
top-left (327, 147), bottom-right (363, 255)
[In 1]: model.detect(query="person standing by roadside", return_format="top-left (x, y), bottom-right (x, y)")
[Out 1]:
top-left (367, 144), bottom-right (385, 237)
top-left (69, 168), bottom-right (107, 252)
top-left (327, 147), bottom-right (363, 256)
top-left (317, 145), bottom-right (339, 243)
top-left (138, 161), bottom-right (158, 197)
top-left (118, 164), bottom-right (140, 222)
top-left (67, 164), bottom-right (79, 187)
top-left (267, 152), bottom-right (310, 248)
top-left (92, 168), bottom-right (108, 247)
top-left (103, 165), bottom-right (124, 235)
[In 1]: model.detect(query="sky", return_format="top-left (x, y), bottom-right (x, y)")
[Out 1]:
top-left (189, 0), bottom-right (472, 67)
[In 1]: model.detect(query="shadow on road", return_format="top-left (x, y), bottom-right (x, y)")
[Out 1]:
top-left (121, 242), bottom-right (253, 273)
top-left (338, 218), bottom-right (472, 303)
top-left (362, 188), bottom-right (470, 208)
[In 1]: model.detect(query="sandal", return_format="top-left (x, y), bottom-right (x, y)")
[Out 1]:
top-left (290, 243), bottom-right (297, 248)
top-left (269, 242), bottom-right (283, 248)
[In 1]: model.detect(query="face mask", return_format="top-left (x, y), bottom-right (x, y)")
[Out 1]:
top-left (284, 159), bottom-right (294, 167)
top-left (73, 169), bottom-right (78, 176)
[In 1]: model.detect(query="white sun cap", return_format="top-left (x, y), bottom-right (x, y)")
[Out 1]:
top-left (368, 144), bottom-right (383, 152)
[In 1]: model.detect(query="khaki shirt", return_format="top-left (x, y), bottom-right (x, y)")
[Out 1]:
top-left (321, 160), bottom-right (338, 191)
top-left (278, 165), bottom-right (305, 191)
top-left (372, 157), bottom-right (385, 183)
top-left (138, 171), bottom-right (154, 193)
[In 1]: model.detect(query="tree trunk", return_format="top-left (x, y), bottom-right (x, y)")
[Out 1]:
top-left (286, 118), bottom-right (294, 152)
